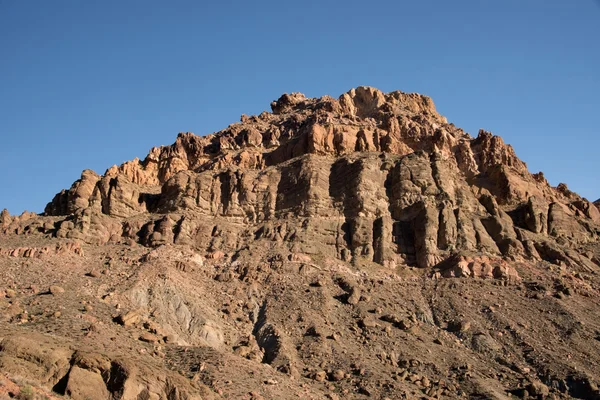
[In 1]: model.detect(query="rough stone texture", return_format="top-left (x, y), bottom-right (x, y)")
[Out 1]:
top-left (25, 86), bottom-right (597, 276)
top-left (2, 87), bottom-right (600, 400)
top-left (0, 335), bottom-right (202, 400)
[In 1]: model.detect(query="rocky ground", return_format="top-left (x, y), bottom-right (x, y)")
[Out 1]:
top-left (1, 87), bottom-right (599, 399)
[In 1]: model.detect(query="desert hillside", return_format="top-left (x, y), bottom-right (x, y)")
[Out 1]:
top-left (1, 87), bottom-right (599, 400)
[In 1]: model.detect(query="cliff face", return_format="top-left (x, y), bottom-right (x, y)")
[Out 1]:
top-left (6, 86), bottom-right (597, 278)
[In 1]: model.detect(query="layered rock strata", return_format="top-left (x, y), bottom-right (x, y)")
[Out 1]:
top-left (4, 87), bottom-right (598, 277)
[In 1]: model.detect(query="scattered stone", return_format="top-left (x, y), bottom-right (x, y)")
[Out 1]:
top-left (114, 310), bottom-right (142, 326)
top-left (358, 386), bottom-right (372, 396)
top-left (397, 319), bottom-right (413, 331)
top-left (87, 269), bottom-right (101, 277)
top-left (359, 317), bottom-right (378, 329)
top-left (313, 371), bottom-right (327, 382)
top-left (305, 326), bottom-right (323, 337)
top-left (139, 333), bottom-right (159, 343)
top-left (49, 285), bottom-right (65, 295)
top-left (164, 334), bottom-right (179, 344)
top-left (249, 391), bottom-right (265, 400)
top-left (208, 251), bottom-right (225, 260)
top-left (448, 319), bottom-right (471, 333)
top-left (527, 380), bottom-right (549, 398)
top-left (330, 370), bottom-right (345, 381)
top-left (381, 314), bottom-right (401, 324)
top-left (347, 287), bottom-right (362, 305)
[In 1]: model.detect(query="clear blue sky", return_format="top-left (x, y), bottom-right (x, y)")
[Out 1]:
top-left (1, 1), bottom-right (599, 214)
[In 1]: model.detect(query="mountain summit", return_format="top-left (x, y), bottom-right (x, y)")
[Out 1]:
top-left (1, 87), bottom-right (599, 399)
top-left (39, 86), bottom-right (599, 275)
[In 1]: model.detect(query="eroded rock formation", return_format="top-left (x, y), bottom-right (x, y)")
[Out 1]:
top-left (2, 87), bottom-right (600, 400)
top-left (3, 87), bottom-right (598, 278)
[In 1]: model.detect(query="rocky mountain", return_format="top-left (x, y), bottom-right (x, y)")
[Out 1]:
top-left (1, 87), bottom-right (599, 400)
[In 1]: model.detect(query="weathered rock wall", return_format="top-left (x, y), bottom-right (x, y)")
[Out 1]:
top-left (2, 87), bottom-right (597, 275)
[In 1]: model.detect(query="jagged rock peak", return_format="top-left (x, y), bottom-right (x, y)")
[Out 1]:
top-left (270, 86), bottom-right (441, 119)
top-left (42, 86), bottom-right (559, 218)
top-left (3, 86), bottom-right (593, 276)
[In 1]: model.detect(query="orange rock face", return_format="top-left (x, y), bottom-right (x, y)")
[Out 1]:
top-left (1, 87), bottom-right (600, 400)
top-left (1, 87), bottom-right (597, 279)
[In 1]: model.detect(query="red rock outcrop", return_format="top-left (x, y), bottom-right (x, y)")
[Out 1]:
top-left (3, 87), bottom-right (595, 278)
top-left (0, 242), bottom-right (83, 258)
top-left (0, 333), bottom-right (205, 400)
top-left (2, 87), bottom-right (600, 400)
